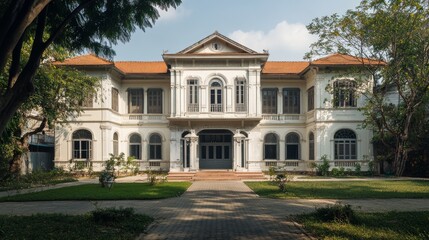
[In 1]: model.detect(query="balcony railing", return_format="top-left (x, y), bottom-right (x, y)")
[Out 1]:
top-left (210, 104), bottom-right (223, 112)
top-left (128, 114), bottom-right (166, 120)
top-left (235, 104), bottom-right (247, 112)
top-left (187, 104), bottom-right (199, 112)
top-left (262, 114), bottom-right (305, 121)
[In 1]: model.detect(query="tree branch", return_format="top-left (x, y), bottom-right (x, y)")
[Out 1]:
top-left (6, 35), bottom-right (24, 93)
top-left (21, 117), bottom-right (47, 140)
top-left (43, 0), bottom-right (97, 49)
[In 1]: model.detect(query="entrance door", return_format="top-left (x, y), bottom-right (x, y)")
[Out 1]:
top-left (199, 130), bottom-right (232, 169)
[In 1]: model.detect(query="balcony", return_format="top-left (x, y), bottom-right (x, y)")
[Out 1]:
top-left (261, 114), bottom-right (306, 124)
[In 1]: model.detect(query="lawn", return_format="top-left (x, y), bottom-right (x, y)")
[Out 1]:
top-left (246, 180), bottom-right (429, 199)
top-left (296, 211), bottom-right (429, 240)
top-left (0, 210), bottom-right (153, 240)
top-left (0, 182), bottom-right (192, 201)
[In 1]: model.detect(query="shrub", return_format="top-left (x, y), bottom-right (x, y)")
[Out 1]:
top-left (315, 203), bottom-right (357, 223)
top-left (98, 171), bottom-right (115, 188)
top-left (331, 168), bottom-right (339, 176)
top-left (275, 174), bottom-right (291, 192)
top-left (316, 155), bottom-right (330, 176)
top-left (355, 163), bottom-right (361, 175)
top-left (268, 166), bottom-right (276, 181)
top-left (91, 207), bottom-right (135, 224)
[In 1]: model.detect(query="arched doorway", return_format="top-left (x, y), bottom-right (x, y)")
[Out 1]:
top-left (199, 129), bottom-right (232, 169)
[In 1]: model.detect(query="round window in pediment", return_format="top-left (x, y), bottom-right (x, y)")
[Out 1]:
top-left (211, 42), bottom-right (223, 51)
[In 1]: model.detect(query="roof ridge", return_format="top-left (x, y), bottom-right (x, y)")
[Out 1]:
top-left (115, 61), bottom-right (165, 63)
top-left (267, 61), bottom-right (309, 63)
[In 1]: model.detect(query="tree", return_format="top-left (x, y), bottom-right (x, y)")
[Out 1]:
top-left (306, 0), bottom-right (429, 176)
top-left (0, 0), bottom-right (181, 135)
top-left (0, 42), bottom-right (99, 177)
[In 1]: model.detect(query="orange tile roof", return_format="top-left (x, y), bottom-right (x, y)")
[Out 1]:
top-left (54, 54), bottom-right (113, 66)
top-left (312, 53), bottom-right (383, 66)
top-left (263, 62), bottom-right (310, 74)
top-left (114, 61), bottom-right (168, 74)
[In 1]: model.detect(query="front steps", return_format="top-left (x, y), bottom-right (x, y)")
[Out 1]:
top-left (167, 170), bottom-right (266, 181)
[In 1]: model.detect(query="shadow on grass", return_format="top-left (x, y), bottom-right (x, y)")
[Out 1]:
top-left (246, 181), bottom-right (429, 199)
top-left (297, 211), bottom-right (429, 240)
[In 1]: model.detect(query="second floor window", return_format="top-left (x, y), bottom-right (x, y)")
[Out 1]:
top-left (210, 79), bottom-right (223, 112)
top-left (307, 87), bottom-right (314, 111)
top-left (128, 89), bottom-right (143, 113)
top-left (283, 88), bottom-right (300, 114)
top-left (262, 88), bottom-right (277, 114)
top-left (236, 79), bottom-right (246, 112)
top-left (188, 80), bottom-right (199, 112)
top-left (147, 89), bottom-right (163, 114)
top-left (111, 88), bottom-right (119, 112)
top-left (334, 80), bottom-right (357, 107)
top-left (80, 93), bottom-right (93, 108)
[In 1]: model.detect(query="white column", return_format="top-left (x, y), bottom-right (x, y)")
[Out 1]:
top-left (185, 130), bottom-right (199, 171)
top-left (144, 89), bottom-right (148, 114)
top-left (277, 88), bottom-right (283, 114)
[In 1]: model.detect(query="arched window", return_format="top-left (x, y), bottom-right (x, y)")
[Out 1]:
top-left (334, 129), bottom-right (357, 160)
top-left (264, 133), bottom-right (278, 160)
top-left (129, 133), bottom-right (141, 159)
top-left (286, 133), bottom-right (300, 160)
top-left (309, 132), bottom-right (315, 160)
top-left (333, 80), bottom-right (357, 107)
top-left (72, 130), bottom-right (92, 160)
top-left (149, 134), bottom-right (162, 159)
top-left (210, 79), bottom-right (223, 112)
top-left (113, 132), bottom-right (118, 156)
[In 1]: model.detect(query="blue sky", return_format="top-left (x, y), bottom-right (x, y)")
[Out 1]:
top-left (112, 0), bottom-right (361, 61)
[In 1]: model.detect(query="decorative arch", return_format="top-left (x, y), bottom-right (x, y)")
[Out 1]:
top-left (264, 133), bottom-right (279, 160)
top-left (309, 132), bottom-right (315, 160)
top-left (72, 129), bottom-right (93, 160)
top-left (209, 78), bottom-right (224, 112)
top-left (149, 133), bottom-right (162, 160)
top-left (129, 133), bottom-right (142, 159)
top-left (113, 132), bottom-right (119, 156)
top-left (334, 129), bottom-right (357, 160)
top-left (286, 132), bottom-right (300, 160)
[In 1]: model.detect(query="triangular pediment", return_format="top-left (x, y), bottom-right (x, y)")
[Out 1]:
top-left (177, 31), bottom-right (260, 55)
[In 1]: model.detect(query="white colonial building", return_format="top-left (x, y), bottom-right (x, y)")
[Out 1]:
top-left (54, 32), bottom-right (373, 172)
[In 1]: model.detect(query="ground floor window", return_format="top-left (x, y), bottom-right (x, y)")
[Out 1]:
top-left (334, 129), bottom-right (357, 160)
top-left (72, 130), bottom-right (92, 160)
top-left (264, 133), bottom-right (278, 160)
top-left (309, 132), bottom-right (315, 160)
top-left (129, 133), bottom-right (142, 159)
top-left (286, 132), bottom-right (300, 160)
top-left (149, 133), bottom-right (162, 159)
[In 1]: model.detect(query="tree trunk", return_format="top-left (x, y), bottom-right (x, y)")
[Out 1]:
top-left (393, 139), bottom-right (408, 176)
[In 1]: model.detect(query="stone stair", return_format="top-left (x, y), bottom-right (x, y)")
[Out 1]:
top-left (167, 171), bottom-right (266, 181)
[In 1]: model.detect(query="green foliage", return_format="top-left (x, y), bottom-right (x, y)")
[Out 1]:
top-left (0, 168), bottom-right (76, 191)
top-left (91, 207), bottom-right (135, 224)
top-left (306, 0), bottom-right (429, 176)
top-left (145, 169), bottom-right (167, 186)
top-left (275, 174), bottom-right (291, 192)
top-left (268, 166), bottom-right (276, 181)
top-left (246, 180), bottom-right (429, 199)
top-left (0, 182), bottom-right (192, 201)
top-left (316, 155), bottom-right (330, 176)
top-left (314, 203), bottom-right (356, 223)
top-left (297, 211), bottom-right (429, 240)
top-left (354, 163), bottom-right (362, 176)
top-left (0, 212), bottom-right (153, 240)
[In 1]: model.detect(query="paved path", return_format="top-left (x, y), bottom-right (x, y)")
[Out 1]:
top-left (2, 180), bottom-right (429, 239)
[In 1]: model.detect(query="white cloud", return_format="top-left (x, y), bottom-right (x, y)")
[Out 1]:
top-left (157, 6), bottom-right (190, 22)
top-left (229, 21), bottom-right (317, 60)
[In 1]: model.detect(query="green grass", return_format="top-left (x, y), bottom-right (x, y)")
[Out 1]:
top-left (0, 182), bottom-right (192, 201)
top-left (246, 180), bottom-right (429, 199)
top-left (296, 211), bottom-right (429, 240)
top-left (0, 211), bottom-right (153, 240)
